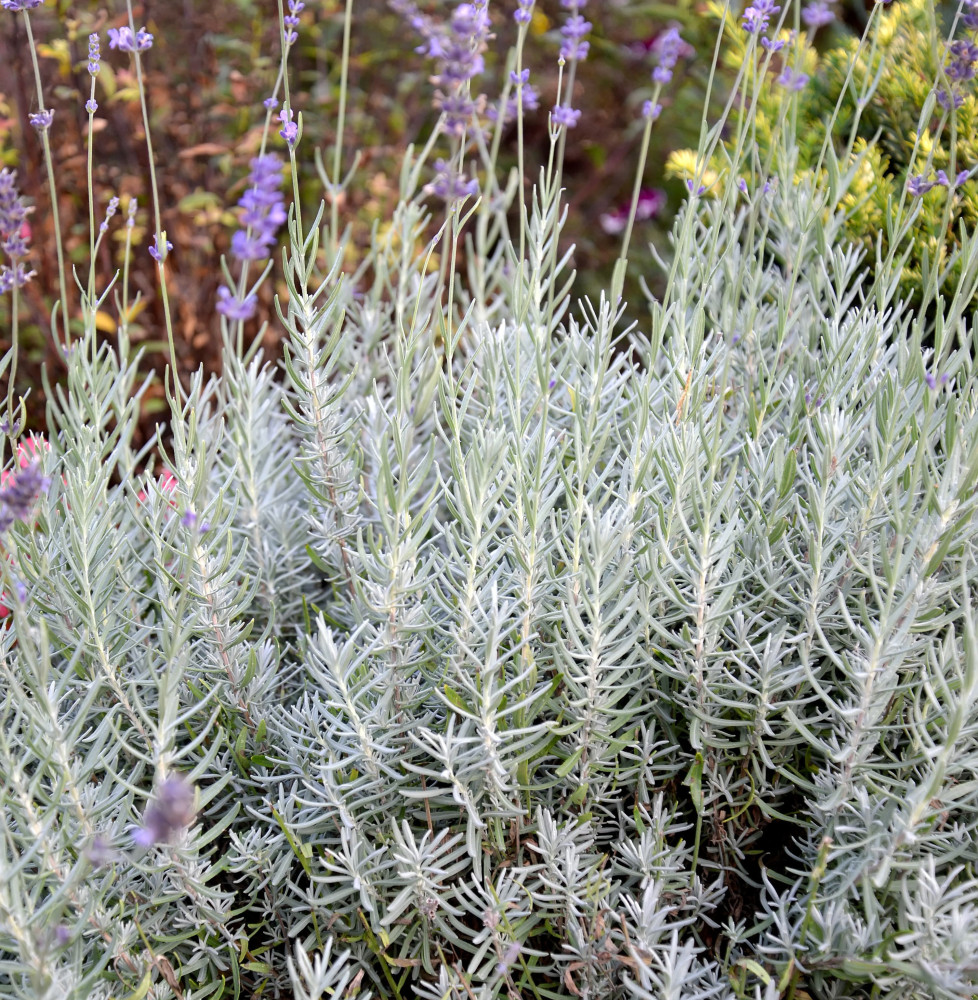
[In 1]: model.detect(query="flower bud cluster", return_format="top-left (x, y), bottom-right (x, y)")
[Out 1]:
top-left (559, 0), bottom-right (591, 63)
top-left (217, 155), bottom-right (286, 321)
top-left (230, 156), bottom-right (286, 262)
top-left (391, 0), bottom-right (490, 137)
top-left (0, 169), bottom-right (33, 294)
top-left (424, 158), bottom-right (479, 203)
top-left (108, 25), bottom-right (154, 52)
top-left (0, 458), bottom-right (50, 533)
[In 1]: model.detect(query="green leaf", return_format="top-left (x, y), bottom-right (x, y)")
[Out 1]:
top-left (555, 745), bottom-right (584, 778)
top-left (123, 970), bottom-right (152, 1000)
top-left (683, 753), bottom-right (704, 817)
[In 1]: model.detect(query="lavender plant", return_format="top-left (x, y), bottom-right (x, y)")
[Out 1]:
top-left (1, 2), bottom-right (978, 999)
top-left (667, 0), bottom-right (978, 313)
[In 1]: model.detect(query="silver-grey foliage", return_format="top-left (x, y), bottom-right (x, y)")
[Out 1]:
top-left (3, 62), bottom-right (978, 1000)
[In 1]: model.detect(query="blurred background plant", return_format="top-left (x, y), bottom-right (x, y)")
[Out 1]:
top-left (666, 0), bottom-right (975, 320)
top-left (0, 0), bottom-right (965, 445)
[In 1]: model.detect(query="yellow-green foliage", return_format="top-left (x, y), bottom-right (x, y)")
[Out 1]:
top-left (668, 0), bottom-right (978, 308)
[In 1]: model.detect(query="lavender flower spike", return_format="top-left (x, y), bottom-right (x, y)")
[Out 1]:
top-left (88, 33), bottom-right (101, 75)
top-left (0, 169), bottom-right (34, 293)
top-left (0, 169), bottom-right (32, 257)
top-left (229, 154), bottom-right (286, 261)
top-left (742, 0), bottom-right (781, 34)
top-left (0, 461), bottom-right (50, 532)
top-left (0, 0), bottom-right (43, 10)
top-left (560, 12), bottom-right (592, 62)
top-left (651, 26), bottom-right (687, 84)
top-left (131, 774), bottom-right (196, 847)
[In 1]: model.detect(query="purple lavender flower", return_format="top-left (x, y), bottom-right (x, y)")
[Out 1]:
top-left (963, 0), bottom-right (978, 31)
top-left (86, 98), bottom-right (98, 114)
top-left (0, 169), bottom-right (32, 257)
top-left (550, 104), bottom-right (582, 129)
top-left (742, 0), bottom-right (781, 34)
top-left (424, 158), bottom-right (479, 202)
top-left (108, 26), bottom-right (154, 52)
top-left (99, 196), bottom-right (119, 234)
top-left (936, 87), bottom-right (965, 110)
top-left (430, 5), bottom-right (488, 83)
top-left (438, 92), bottom-right (482, 135)
top-left (131, 775), bottom-right (196, 848)
top-left (775, 67), bottom-right (810, 90)
top-left (88, 33), bottom-right (101, 75)
top-left (933, 32), bottom-right (978, 108)
top-left (28, 110), bottom-right (53, 131)
top-left (283, 0), bottom-right (305, 43)
top-left (216, 285), bottom-right (258, 321)
top-left (392, 0), bottom-right (490, 136)
top-left (801, 1), bottom-right (835, 28)
top-left (263, 97), bottom-right (278, 110)
top-left (925, 371), bottom-right (937, 390)
top-left (760, 36), bottom-right (785, 51)
top-left (642, 99), bottom-right (662, 121)
top-left (148, 234), bottom-right (172, 262)
top-left (651, 26), bottom-right (686, 84)
top-left (496, 941), bottom-right (521, 976)
top-left (0, 169), bottom-right (33, 293)
top-left (488, 71), bottom-right (539, 123)
top-left (0, 461), bottom-right (50, 532)
top-left (0, 0), bottom-right (43, 9)
top-left (514, 0), bottom-right (534, 24)
top-left (0, 262), bottom-right (34, 294)
top-left (229, 155), bottom-right (286, 261)
top-left (279, 108), bottom-right (298, 147)
top-left (945, 39), bottom-right (978, 82)
top-left (560, 13), bottom-right (592, 62)
top-left (488, 85), bottom-right (539, 123)
top-left (907, 173), bottom-right (937, 197)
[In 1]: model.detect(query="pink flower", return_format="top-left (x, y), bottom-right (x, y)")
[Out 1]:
top-left (1, 434), bottom-right (50, 487)
top-left (599, 187), bottom-right (666, 234)
top-left (137, 468), bottom-right (178, 504)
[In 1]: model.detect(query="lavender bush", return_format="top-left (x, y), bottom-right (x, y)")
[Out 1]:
top-left (1, 1), bottom-right (978, 999)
